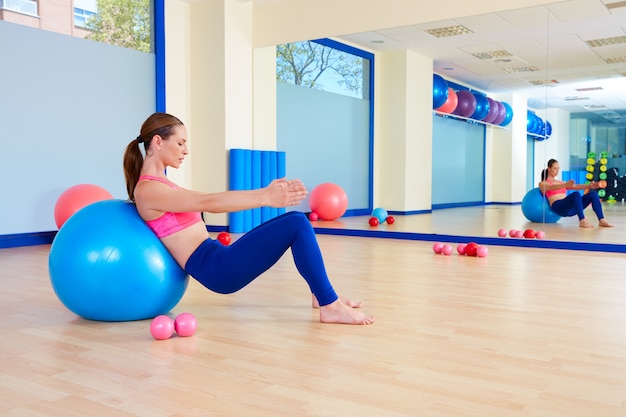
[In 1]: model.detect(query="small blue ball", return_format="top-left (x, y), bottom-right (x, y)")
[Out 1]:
top-left (49, 200), bottom-right (189, 321)
top-left (371, 207), bottom-right (388, 223)
top-left (521, 188), bottom-right (561, 223)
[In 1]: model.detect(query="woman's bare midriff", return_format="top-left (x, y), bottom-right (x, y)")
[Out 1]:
top-left (159, 221), bottom-right (211, 268)
top-left (546, 192), bottom-right (566, 206)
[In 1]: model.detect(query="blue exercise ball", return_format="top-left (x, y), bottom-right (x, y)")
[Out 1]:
top-left (470, 93), bottom-right (490, 120)
top-left (432, 74), bottom-right (449, 109)
top-left (49, 199), bottom-right (189, 321)
top-left (371, 207), bottom-right (388, 223)
top-left (521, 188), bottom-right (560, 223)
top-left (499, 102), bottom-right (514, 126)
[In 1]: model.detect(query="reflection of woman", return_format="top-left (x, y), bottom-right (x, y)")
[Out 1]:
top-left (539, 158), bottom-right (613, 228)
top-left (123, 112), bottom-right (375, 325)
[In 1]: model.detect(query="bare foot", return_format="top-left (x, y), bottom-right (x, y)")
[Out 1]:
top-left (579, 219), bottom-right (594, 228)
top-left (319, 299), bottom-right (375, 325)
top-left (312, 294), bottom-right (363, 309)
top-left (599, 219), bottom-right (614, 227)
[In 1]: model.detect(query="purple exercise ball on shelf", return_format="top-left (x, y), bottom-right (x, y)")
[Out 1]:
top-left (483, 98), bottom-right (499, 124)
top-left (492, 101), bottom-right (507, 125)
top-left (452, 90), bottom-right (477, 118)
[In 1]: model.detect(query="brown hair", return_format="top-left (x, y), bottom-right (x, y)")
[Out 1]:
top-left (123, 112), bottom-right (184, 201)
top-left (540, 158), bottom-right (558, 181)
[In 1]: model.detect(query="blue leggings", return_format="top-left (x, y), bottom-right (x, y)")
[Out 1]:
top-left (550, 190), bottom-right (604, 221)
top-left (184, 211), bottom-right (338, 306)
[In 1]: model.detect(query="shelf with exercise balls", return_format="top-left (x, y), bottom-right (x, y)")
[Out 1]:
top-left (526, 110), bottom-right (552, 141)
top-left (432, 74), bottom-right (513, 129)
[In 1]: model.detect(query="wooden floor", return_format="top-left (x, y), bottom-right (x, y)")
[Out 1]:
top-left (2, 208), bottom-right (626, 416)
top-left (314, 202), bottom-right (626, 247)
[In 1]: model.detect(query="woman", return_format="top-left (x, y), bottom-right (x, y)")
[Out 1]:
top-left (539, 158), bottom-right (612, 228)
top-left (123, 112), bottom-right (374, 325)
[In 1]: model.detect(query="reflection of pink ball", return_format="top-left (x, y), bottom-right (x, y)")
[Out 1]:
top-left (174, 313), bottom-right (197, 337)
top-left (497, 228), bottom-right (507, 237)
top-left (54, 184), bottom-right (113, 229)
top-left (433, 242), bottom-right (443, 254)
top-left (535, 230), bottom-right (545, 239)
top-left (476, 247), bottom-right (489, 257)
top-left (150, 315), bottom-right (174, 340)
top-left (457, 244), bottom-right (466, 255)
top-left (441, 244), bottom-right (453, 255)
top-left (308, 212), bottom-right (319, 221)
top-left (309, 183), bottom-right (348, 221)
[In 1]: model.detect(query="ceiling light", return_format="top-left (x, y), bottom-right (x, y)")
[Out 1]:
top-left (471, 50), bottom-right (512, 60)
top-left (606, 1), bottom-right (626, 10)
top-left (575, 86), bottom-right (603, 91)
top-left (529, 79), bottom-right (560, 86)
top-left (503, 66), bottom-right (540, 73)
top-left (605, 56), bottom-right (626, 64)
top-left (370, 40), bottom-right (385, 44)
top-left (564, 96), bottom-right (590, 101)
top-left (586, 36), bottom-right (626, 48)
top-left (424, 25), bottom-right (473, 38)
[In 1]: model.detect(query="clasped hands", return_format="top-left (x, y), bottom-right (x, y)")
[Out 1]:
top-left (266, 178), bottom-right (308, 207)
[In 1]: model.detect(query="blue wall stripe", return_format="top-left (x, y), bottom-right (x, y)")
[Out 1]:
top-left (154, 0), bottom-right (166, 112)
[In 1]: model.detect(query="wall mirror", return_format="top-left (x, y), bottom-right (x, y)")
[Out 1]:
top-left (318, 0), bottom-right (626, 249)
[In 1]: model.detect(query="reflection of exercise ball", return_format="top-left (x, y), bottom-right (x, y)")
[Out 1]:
top-left (371, 207), bottom-right (388, 223)
top-left (521, 188), bottom-right (561, 223)
top-left (483, 98), bottom-right (499, 123)
top-left (49, 200), bottom-right (189, 321)
top-left (471, 93), bottom-right (490, 120)
top-left (492, 101), bottom-right (507, 125)
top-left (436, 88), bottom-right (458, 113)
top-left (453, 90), bottom-right (477, 117)
top-left (54, 184), bottom-right (113, 228)
top-left (545, 120), bottom-right (552, 137)
top-left (309, 183), bottom-right (348, 220)
top-left (499, 102), bottom-right (513, 126)
top-left (432, 74), bottom-right (449, 109)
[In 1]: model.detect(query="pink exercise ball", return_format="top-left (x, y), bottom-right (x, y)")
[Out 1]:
top-left (309, 183), bottom-right (348, 221)
top-left (54, 184), bottom-right (113, 228)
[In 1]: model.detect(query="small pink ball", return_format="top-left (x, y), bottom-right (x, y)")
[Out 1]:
top-left (508, 229), bottom-right (516, 237)
top-left (497, 228), bottom-right (507, 237)
top-left (457, 244), bottom-right (466, 255)
top-left (308, 211), bottom-right (319, 221)
top-left (535, 230), bottom-right (545, 239)
top-left (150, 315), bottom-right (174, 340)
top-left (174, 313), bottom-right (198, 337)
top-left (514, 230), bottom-right (524, 238)
top-left (433, 242), bottom-right (444, 254)
top-left (476, 246), bottom-right (489, 257)
top-left (441, 244), bottom-right (453, 255)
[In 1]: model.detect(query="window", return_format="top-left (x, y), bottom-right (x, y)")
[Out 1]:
top-left (74, 7), bottom-right (95, 28)
top-left (0, 0), bottom-right (38, 16)
top-left (276, 40), bottom-right (367, 99)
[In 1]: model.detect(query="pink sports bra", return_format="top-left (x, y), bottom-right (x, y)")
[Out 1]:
top-left (544, 179), bottom-right (567, 198)
top-left (138, 175), bottom-right (203, 238)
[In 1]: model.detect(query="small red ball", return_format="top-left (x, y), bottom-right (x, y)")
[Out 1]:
top-left (464, 242), bottom-right (479, 257)
top-left (386, 215), bottom-right (395, 225)
top-left (217, 232), bottom-right (231, 245)
top-left (308, 211), bottom-right (319, 221)
top-left (432, 242), bottom-right (444, 254)
top-left (523, 229), bottom-right (536, 239)
top-left (368, 217), bottom-right (379, 227)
